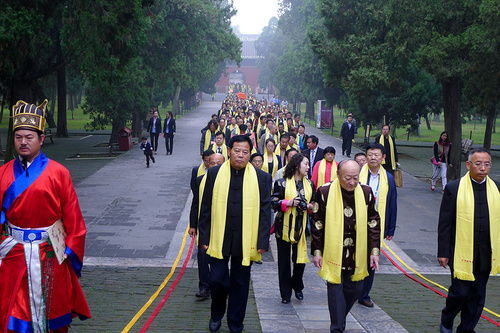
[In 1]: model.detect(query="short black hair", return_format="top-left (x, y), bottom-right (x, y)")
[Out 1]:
top-left (141, 136), bottom-right (147, 141)
top-left (366, 142), bottom-right (386, 155)
top-left (289, 132), bottom-right (296, 139)
top-left (324, 146), bottom-right (336, 155)
top-left (280, 133), bottom-right (290, 141)
top-left (468, 147), bottom-right (491, 160)
top-left (298, 124), bottom-right (305, 129)
top-left (202, 149), bottom-right (215, 158)
top-left (238, 124), bottom-right (247, 131)
top-left (250, 153), bottom-right (264, 162)
top-left (354, 152), bottom-right (366, 160)
top-left (228, 135), bottom-right (252, 149)
top-left (307, 135), bottom-right (319, 145)
top-left (215, 130), bottom-right (225, 138)
top-left (294, 114), bottom-right (300, 119)
top-left (285, 148), bottom-right (298, 158)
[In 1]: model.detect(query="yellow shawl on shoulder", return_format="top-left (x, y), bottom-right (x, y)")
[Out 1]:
top-left (379, 134), bottom-right (396, 170)
top-left (207, 161), bottom-right (261, 266)
top-left (263, 153), bottom-right (279, 178)
top-left (319, 179), bottom-right (368, 284)
top-left (197, 162), bottom-right (206, 177)
top-left (317, 159), bottom-right (337, 188)
top-left (454, 173), bottom-right (500, 280)
top-left (360, 164), bottom-right (388, 246)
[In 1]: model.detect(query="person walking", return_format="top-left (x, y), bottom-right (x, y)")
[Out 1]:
top-left (271, 154), bottom-right (315, 304)
top-left (374, 125), bottom-right (399, 176)
top-left (163, 111), bottom-right (176, 155)
top-left (431, 131), bottom-right (452, 192)
top-left (147, 110), bottom-right (162, 154)
top-left (438, 148), bottom-right (500, 333)
top-left (340, 115), bottom-right (355, 157)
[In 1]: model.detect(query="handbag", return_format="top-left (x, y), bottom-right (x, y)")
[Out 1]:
top-left (394, 169), bottom-right (403, 188)
top-left (430, 157), bottom-right (439, 165)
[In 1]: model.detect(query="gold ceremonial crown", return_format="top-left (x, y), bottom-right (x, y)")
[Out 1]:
top-left (12, 100), bottom-right (48, 133)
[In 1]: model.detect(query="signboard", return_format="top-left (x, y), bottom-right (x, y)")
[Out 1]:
top-left (317, 100), bottom-right (332, 129)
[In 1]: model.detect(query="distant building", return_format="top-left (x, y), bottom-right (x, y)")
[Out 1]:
top-left (216, 34), bottom-right (262, 95)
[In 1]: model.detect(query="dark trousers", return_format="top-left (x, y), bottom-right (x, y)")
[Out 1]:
top-left (145, 153), bottom-right (154, 166)
top-left (358, 261), bottom-right (375, 302)
top-left (342, 138), bottom-right (352, 157)
top-left (209, 256), bottom-right (252, 333)
top-left (165, 132), bottom-right (174, 154)
top-left (150, 132), bottom-right (159, 151)
top-left (197, 245), bottom-right (210, 291)
top-left (327, 270), bottom-right (364, 333)
top-left (276, 237), bottom-right (305, 299)
top-left (441, 270), bottom-right (490, 332)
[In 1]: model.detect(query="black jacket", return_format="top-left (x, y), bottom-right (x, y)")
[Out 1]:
top-left (147, 117), bottom-right (162, 134)
top-left (301, 147), bottom-right (324, 177)
top-left (163, 117), bottom-right (176, 134)
top-left (198, 164), bottom-right (272, 257)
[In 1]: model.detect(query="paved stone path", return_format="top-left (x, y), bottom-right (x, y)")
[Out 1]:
top-left (43, 101), bottom-right (499, 332)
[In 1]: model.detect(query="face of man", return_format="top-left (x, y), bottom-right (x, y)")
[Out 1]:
top-left (324, 152), bottom-right (335, 163)
top-left (15, 130), bottom-right (44, 163)
top-left (286, 150), bottom-right (298, 163)
top-left (306, 138), bottom-right (317, 150)
top-left (355, 155), bottom-right (367, 168)
top-left (215, 134), bottom-right (224, 146)
top-left (229, 141), bottom-right (251, 170)
top-left (251, 156), bottom-right (263, 169)
top-left (280, 137), bottom-right (289, 149)
top-left (467, 152), bottom-right (492, 183)
top-left (231, 118), bottom-right (236, 125)
top-left (298, 126), bottom-right (305, 134)
top-left (209, 153), bottom-right (225, 167)
top-left (294, 115), bottom-right (300, 123)
top-left (278, 124), bottom-right (284, 132)
top-left (153, 111), bottom-right (158, 118)
top-left (347, 116), bottom-right (353, 123)
top-left (237, 118), bottom-right (244, 125)
top-left (270, 125), bottom-right (278, 135)
top-left (219, 120), bottom-right (225, 128)
top-left (382, 126), bottom-right (390, 137)
top-left (367, 148), bottom-right (385, 170)
top-left (338, 160), bottom-right (360, 192)
top-left (203, 156), bottom-right (211, 169)
top-left (209, 123), bottom-right (216, 131)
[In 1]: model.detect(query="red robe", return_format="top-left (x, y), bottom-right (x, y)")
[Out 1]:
top-left (0, 156), bottom-right (91, 332)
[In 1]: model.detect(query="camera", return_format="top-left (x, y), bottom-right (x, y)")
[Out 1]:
top-left (297, 198), bottom-right (308, 211)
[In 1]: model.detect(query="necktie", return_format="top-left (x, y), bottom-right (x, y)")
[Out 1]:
top-left (311, 150), bottom-right (315, 164)
top-left (218, 147), bottom-right (221, 153)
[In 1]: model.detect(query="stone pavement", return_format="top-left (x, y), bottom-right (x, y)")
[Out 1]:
top-left (18, 101), bottom-right (498, 332)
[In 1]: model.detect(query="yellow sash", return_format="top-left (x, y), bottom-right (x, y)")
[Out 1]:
top-left (207, 161), bottom-right (261, 266)
top-left (196, 174), bottom-right (208, 246)
top-left (360, 164), bottom-right (388, 246)
top-left (263, 153), bottom-right (278, 178)
top-left (283, 177), bottom-right (312, 264)
top-left (211, 144), bottom-right (228, 160)
top-left (264, 132), bottom-right (278, 145)
top-left (204, 130), bottom-right (214, 151)
top-left (317, 159), bottom-right (337, 188)
top-left (319, 179), bottom-right (369, 283)
top-left (197, 163), bottom-right (206, 177)
top-left (454, 173), bottom-right (500, 280)
top-left (379, 134), bottom-right (396, 170)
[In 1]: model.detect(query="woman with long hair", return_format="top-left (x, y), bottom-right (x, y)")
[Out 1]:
top-left (431, 131), bottom-right (452, 191)
top-left (271, 154), bottom-right (315, 304)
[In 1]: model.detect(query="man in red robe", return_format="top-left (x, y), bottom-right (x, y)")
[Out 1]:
top-left (0, 100), bottom-right (91, 333)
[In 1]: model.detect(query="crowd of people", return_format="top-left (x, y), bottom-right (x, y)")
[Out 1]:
top-left (187, 93), bottom-right (498, 333)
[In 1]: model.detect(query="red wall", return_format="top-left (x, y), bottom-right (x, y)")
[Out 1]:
top-left (216, 66), bottom-right (261, 94)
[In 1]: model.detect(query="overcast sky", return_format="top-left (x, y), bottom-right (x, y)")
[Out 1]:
top-left (231, 0), bottom-right (280, 35)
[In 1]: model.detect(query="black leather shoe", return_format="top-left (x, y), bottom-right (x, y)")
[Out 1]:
top-left (196, 288), bottom-right (210, 298)
top-left (281, 298), bottom-right (291, 304)
top-left (358, 299), bottom-right (374, 307)
top-left (209, 318), bottom-right (221, 332)
top-left (295, 291), bottom-right (304, 300)
top-left (439, 324), bottom-right (452, 333)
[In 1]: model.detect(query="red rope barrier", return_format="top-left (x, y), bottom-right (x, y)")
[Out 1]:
top-left (139, 236), bottom-right (196, 332)
top-left (381, 248), bottom-right (500, 328)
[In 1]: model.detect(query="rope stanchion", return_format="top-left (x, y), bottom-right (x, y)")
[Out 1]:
top-left (139, 236), bottom-right (196, 332)
top-left (121, 225), bottom-right (191, 333)
top-left (381, 247), bottom-right (500, 328)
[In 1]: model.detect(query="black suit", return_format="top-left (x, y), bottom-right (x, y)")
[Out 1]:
top-left (147, 117), bottom-right (162, 152)
top-left (375, 134), bottom-right (398, 176)
top-left (198, 164), bottom-right (272, 332)
top-left (189, 174), bottom-right (210, 292)
top-left (438, 177), bottom-right (500, 332)
top-left (163, 117), bottom-right (176, 154)
top-left (301, 147), bottom-right (324, 178)
top-left (190, 165), bottom-right (204, 194)
top-left (340, 121), bottom-right (355, 157)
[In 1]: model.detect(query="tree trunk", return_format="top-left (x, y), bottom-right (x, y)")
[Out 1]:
top-left (68, 93), bottom-right (74, 111)
top-left (56, 62), bottom-right (68, 137)
top-left (483, 106), bottom-right (496, 151)
top-left (0, 94), bottom-right (5, 124)
top-left (173, 85), bottom-right (181, 116)
top-left (442, 77), bottom-right (462, 181)
top-left (131, 111), bottom-right (143, 139)
top-left (424, 114), bottom-right (431, 130)
top-left (38, 90), bottom-right (57, 128)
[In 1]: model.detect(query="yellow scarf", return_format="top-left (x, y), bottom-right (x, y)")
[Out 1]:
top-left (317, 159), bottom-right (337, 188)
top-left (212, 144), bottom-right (228, 160)
top-left (319, 179), bottom-right (369, 284)
top-left (207, 161), bottom-right (261, 266)
top-left (454, 173), bottom-right (500, 280)
top-left (196, 174), bottom-right (208, 246)
top-left (379, 134), bottom-right (396, 170)
top-left (197, 162), bottom-right (206, 177)
top-left (283, 177), bottom-right (312, 263)
top-left (360, 164), bottom-right (388, 246)
top-left (204, 130), bottom-right (214, 151)
top-left (262, 153), bottom-right (279, 178)
top-left (275, 143), bottom-right (290, 157)
top-left (264, 132), bottom-right (278, 145)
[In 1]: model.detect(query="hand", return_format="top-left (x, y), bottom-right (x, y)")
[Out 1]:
top-left (188, 228), bottom-right (197, 238)
top-left (173, 132), bottom-right (176, 135)
top-left (313, 255), bottom-right (323, 268)
top-left (201, 245), bottom-right (208, 250)
top-left (257, 249), bottom-right (266, 254)
top-left (370, 255), bottom-right (379, 271)
top-left (438, 257), bottom-right (449, 268)
top-left (437, 162), bottom-right (442, 166)
top-left (385, 235), bottom-right (393, 241)
top-left (449, 164), bottom-right (453, 168)
top-left (396, 162), bottom-right (401, 168)
top-left (307, 203), bottom-right (314, 212)
top-left (287, 197), bottom-right (300, 207)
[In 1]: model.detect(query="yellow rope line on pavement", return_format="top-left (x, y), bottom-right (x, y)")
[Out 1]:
top-left (121, 224), bottom-right (190, 333)
top-left (384, 243), bottom-right (500, 319)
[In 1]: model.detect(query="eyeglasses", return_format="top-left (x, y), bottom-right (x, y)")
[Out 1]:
top-left (469, 161), bottom-right (492, 168)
